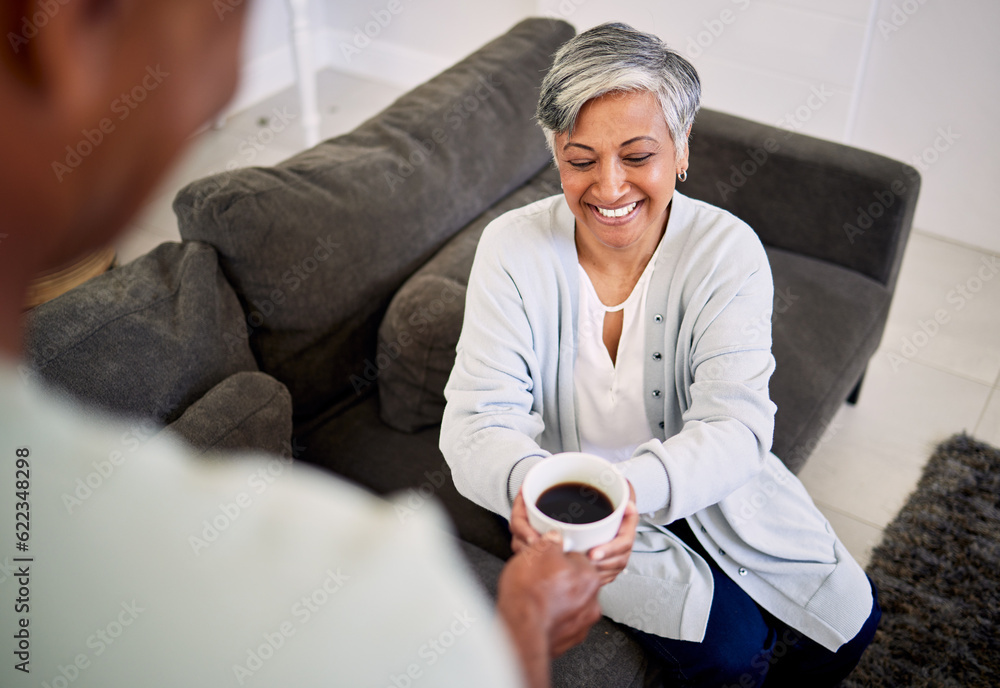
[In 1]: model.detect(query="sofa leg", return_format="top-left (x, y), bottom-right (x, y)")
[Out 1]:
top-left (847, 372), bottom-right (865, 405)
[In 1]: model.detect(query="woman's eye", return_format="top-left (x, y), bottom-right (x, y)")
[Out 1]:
top-left (568, 160), bottom-right (594, 169)
top-left (624, 154), bottom-right (652, 164)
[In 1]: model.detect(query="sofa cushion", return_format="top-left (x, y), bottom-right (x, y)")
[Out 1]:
top-left (377, 164), bottom-right (562, 432)
top-left (767, 247), bottom-right (890, 471)
top-left (174, 18), bottom-right (575, 426)
top-left (165, 371), bottom-right (293, 457)
top-left (25, 241), bottom-right (259, 424)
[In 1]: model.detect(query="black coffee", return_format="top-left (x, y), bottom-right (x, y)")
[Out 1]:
top-left (535, 482), bottom-right (614, 524)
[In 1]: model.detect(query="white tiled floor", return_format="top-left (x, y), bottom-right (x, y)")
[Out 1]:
top-left (798, 234), bottom-right (1000, 567)
top-left (116, 68), bottom-right (1000, 570)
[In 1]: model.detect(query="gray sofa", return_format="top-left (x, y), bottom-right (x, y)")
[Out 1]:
top-left (25, 17), bottom-right (917, 686)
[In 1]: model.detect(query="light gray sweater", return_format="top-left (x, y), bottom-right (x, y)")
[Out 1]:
top-left (440, 192), bottom-right (872, 651)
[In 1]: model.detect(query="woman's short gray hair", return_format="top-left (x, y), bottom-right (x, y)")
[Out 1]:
top-left (537, 22), bottom-right (701, 164)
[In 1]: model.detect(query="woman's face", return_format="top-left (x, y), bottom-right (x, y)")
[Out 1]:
top-left (555, 90), bottom-right (687, 256)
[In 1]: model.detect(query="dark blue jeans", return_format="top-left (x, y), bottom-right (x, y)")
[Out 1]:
top-left (630, 520), bottom-right (881, 688)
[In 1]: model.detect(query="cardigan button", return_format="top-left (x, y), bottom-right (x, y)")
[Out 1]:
top-left (738, 567), bottom-right (748, 576)
top-left (652, 390), bottom-right (661, 398)
top-left (653, 314), bottom-right (663, 323)
top-left (652, 352), bottom-right (662, 361)
top-left (658, 421), bottom-right (665, 429)
top-left (718, 548), bottom-right (726, 556)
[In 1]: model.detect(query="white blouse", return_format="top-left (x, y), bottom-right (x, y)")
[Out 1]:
top-left (575, 239), bottom-right (665, 463)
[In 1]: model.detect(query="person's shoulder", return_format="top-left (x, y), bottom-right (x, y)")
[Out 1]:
top-left (674, 192), bottom-right (767, 264)
top-left (476, 193), bottom-right (569, 270)
top-left (679, 193), bottom-right (759, 242)
top-left (666, 193), bottom-right (771, 294)
top-left (480, 194), bottom-right (566, 247)
top-left (0, 371), bottom-right (520, 685)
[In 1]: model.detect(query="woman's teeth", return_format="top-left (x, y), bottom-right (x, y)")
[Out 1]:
top-left (596, 202), bottom-right (637, 218)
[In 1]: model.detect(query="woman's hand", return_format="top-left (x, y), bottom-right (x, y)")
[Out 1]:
top-left (588, 483), bottom-right (638, 586)
top-left (510, 483), bottom-right (639, 586)
top-left (510, 490), bottom-right (542, 554)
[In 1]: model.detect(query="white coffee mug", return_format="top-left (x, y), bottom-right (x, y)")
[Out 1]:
top-left (521, 453), bottom-right (630, 553)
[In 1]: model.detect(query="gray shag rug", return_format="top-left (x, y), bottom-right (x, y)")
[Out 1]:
top-left (841, 433), bottom-right (1000, 687)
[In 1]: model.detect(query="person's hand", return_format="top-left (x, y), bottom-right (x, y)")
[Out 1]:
top-left (587, 482), bottom-right (638, 586)
top-left (510, 484), bottom-right (639, 586)
top-left (509, 490), bottom-right (542, 554)
top-left (497, 530), bottom-right (602, 681)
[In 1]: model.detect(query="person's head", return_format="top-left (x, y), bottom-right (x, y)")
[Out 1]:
top-left (536, 22), bottom-right (701, 166)
top-left (0, 0), bottom-right (250, 277)
top-left (537, 23), bottom-right (701, 258)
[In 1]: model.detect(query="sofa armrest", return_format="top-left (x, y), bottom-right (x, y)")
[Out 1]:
top-left (683, 108), bottom-right (920, 292)
top-left (164, 371), bottom-right (293, 457)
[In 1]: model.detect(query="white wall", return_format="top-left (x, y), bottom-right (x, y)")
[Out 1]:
top-left (224, 0), bottom-right (295, 116)
top-left (325, 0), bottom-right (538, 85)
top-left (850, 0), bottom-right (1000, 255)
top-left (228, 0), bottom-right (1000, 254)
top-left (227, 0), bottom-right (537, 106)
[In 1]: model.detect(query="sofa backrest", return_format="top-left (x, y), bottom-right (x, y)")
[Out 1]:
top-left (174, 18), bottom-right (575, 425)
top-left (683, 108), bottom-right (920, 293)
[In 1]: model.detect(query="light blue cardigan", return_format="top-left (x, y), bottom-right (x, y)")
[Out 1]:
top-left (440, 192), bottom-right (872, 651)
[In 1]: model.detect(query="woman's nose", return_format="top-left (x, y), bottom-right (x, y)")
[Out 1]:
top-left (593, 161), bottom-right (628, 201)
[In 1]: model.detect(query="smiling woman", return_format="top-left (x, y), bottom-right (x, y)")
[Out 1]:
top-left (440, 21), bottom-right (882, 688)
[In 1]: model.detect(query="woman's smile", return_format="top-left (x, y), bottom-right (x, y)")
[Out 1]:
top-left (590, 199), bottom-right (642, 223)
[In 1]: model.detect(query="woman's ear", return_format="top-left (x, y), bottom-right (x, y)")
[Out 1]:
top-left (680, 124), bottom-right (693, 168)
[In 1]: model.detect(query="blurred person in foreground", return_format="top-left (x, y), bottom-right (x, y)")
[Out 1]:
top-left (441, 22), bottom-right (880, 688)
top-left (0, 2), bottom-right (601, 687)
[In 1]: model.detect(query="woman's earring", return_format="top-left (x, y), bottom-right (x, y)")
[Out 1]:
top-left (678, 169), bottom-right (688, 183)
